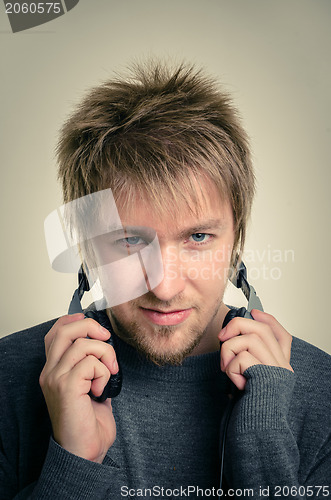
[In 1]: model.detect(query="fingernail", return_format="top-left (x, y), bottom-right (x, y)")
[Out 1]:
top-left (219, 326), bottom-right (226, 338)
top-left (113, 359), bottom-right (119, 373)
top-left (99, 325), bottom-right (109, 336)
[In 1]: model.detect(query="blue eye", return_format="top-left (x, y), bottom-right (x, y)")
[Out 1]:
top-left (111, 236), bottom-right (145, 250)
top-left (125, 236), bottom-right (142, 246)
top-left (190, 233), bottom-right (209, 243)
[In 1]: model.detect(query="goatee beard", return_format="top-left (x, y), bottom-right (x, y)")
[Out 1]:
top-left (109, 311), bottom-right (204, 366)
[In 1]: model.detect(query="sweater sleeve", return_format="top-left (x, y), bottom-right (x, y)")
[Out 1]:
top-left (0, 438), bottom-right (119, 500)
top-left (224, 365), bottom-right (331, 499)
top-left (0, 321), bottom-right (124, 499)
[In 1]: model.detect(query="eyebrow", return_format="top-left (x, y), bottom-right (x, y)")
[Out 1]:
top-left (99, 218), bottom-right (227, 240)
top-left (98, 225), bottom-right (156, 238)
top-left (176, 218), bottom-right (228, 239)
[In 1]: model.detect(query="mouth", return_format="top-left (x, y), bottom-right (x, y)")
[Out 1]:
top-left (140, 307), bottom-right (193, 326)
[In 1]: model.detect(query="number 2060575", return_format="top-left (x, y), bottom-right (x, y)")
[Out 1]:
top-left (274, 485), bottom-right (329, 497)
top-left (5, 3), bottom-right (62, 14)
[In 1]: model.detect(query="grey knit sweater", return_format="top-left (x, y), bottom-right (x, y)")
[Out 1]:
top-left (0, 312), bottom-right (330, 499)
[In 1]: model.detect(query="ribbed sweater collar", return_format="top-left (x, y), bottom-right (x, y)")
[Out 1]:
top-left (115, 333), bottom-right (225, 383)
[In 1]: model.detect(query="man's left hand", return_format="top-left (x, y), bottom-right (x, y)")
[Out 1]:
top-left (218, 310), bottom-right (293, 390)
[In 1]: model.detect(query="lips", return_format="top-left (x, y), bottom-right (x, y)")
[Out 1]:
top-left (140, 307), bottom-right (193, 326)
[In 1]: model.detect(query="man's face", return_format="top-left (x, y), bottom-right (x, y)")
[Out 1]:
top-left (107, 179), bottom-right (235, 365)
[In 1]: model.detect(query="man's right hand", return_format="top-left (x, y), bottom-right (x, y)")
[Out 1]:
top-left (39, 313), bottom-right (119, 464)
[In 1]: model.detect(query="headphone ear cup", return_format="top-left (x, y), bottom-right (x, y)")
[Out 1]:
top-left (84, 310), bottom-right (122, 400)
top-left (222, 309), bottom-right (237, 329)
top-left (222, 307), bottom-right (247, 328)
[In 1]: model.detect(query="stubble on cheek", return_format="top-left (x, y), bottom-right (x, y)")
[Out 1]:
top-left (109, 307), bottom-right (206, 366)
top-left (109, 293), bottom-right (223, 366)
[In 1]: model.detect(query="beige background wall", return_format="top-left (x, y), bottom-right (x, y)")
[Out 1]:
top-left (1, 0), bottom-right (330, 354)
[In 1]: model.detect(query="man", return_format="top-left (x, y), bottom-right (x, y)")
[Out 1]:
top-left (0, 62), bottom-right (330, 499)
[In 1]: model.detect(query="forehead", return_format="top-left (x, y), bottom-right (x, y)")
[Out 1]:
top-left (113, 176), bottom-right (233, 237)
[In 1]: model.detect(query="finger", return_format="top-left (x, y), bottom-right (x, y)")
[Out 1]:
top-left (221, 333), bottom-right (280, 372)
top-left (44, 314), bottom-right (85, 354)
top-left (219, 316), bottom-right (271, 341)
top-left (54, 338), bottom-right (119, 379)
top-left (219, 317), bottom-right (286, 366)
top-left (224, 351), bottom-right (261, 390)
top-left (250, 309), bottom-right (292, 361)
top-left (67, 355), bottom-right (112, 398)
top-left (45, 318), bottom-right (110, 372)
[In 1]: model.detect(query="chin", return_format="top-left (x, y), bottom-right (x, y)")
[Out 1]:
top-left (110, 310), bottom-right (205, 366)
top-left (132, 327), bottom-right (204, 366)
top-left (141, 346), bottom-right (194, 366)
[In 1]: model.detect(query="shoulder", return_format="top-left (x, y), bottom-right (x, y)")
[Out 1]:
top-left (0, 321), bottom-right (57, 481)
top-left (0, 318), bottom-right (57, 385)
top-left (0, 319), bottom-right (57, 419)
top-left (290, 336), bottom-right (331, 412)
top-left (291, 336), bottom-right (331, 380)
top-left (0, 318), bottom-right (57, 354)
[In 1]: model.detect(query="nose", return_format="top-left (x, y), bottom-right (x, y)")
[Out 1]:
top-left (150, 244), bottom-right (186, 302)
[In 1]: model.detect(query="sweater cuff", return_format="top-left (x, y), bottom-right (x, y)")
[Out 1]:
top-left (231, 364), bottom-right (296, 434)
top-left (32, 437), bottom-right (117, 499)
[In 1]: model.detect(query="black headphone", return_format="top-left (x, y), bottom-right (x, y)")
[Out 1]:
top-left (218, 261), bottom-right (263, 494)
top-left (68, 260), bottom-right (263, 403)
top-left (68, 266), bottom-right (122, 401)
top-left (222, 260), bottom-right (264, 328)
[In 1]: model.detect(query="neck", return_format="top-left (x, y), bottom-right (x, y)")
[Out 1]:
top-left (189, 302), bottom-right (229, 357)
